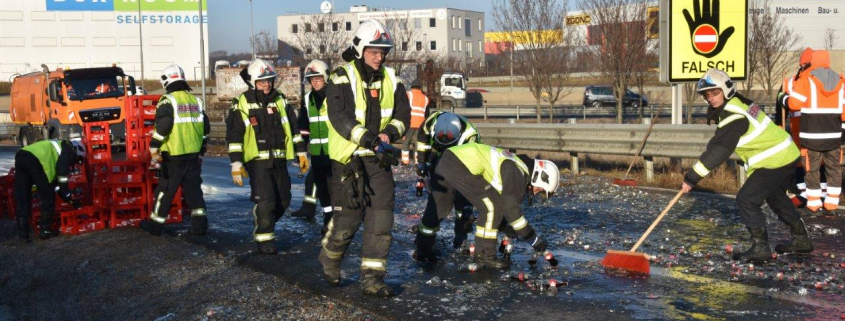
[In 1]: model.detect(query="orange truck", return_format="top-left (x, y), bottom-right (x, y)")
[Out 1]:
top-left (9, 64), bottom-right (139, 146)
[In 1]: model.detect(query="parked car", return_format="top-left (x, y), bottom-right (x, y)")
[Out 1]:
top-left (583, 86), bottom-right (648, 108)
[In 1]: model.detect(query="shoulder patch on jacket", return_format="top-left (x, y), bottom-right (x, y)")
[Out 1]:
top-left (747, 103), bottom-right (762, 119)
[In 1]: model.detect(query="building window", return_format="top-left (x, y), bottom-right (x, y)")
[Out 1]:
top-left (305, 23), bottom-right (311, 32)
top-left (346, 21), bottom-right (352, 31)
top-left (291, 24), bottom-right (298, 33)
top-left (451, 15), bottom-right (455, 29)
top-left (458, 16), bottom-right (462, 29)
top-left (430, 41), bottom-right (436, 50)
top-left (429, 18), bottom-right (436, 27)
top-left (467, 41), bottom-right (472, 57)
top-left (459, 40), bottom-right (462, 52)
top-left (452, 38), bottom-right (456, 52)
top-left (402, 42), bottom-right (408, 51)
top-left (478, 19), bottom-right (482, 31)
top-left (465, 19), bottom-right (471, 36)
top-left (318, 23), bottom-right (325, 32)
top-left (306, 47), bottom-right (312, 54)
top-left (416, 41), bottom-right (422, 51)
top-left (332, 22), bottom-right (339, 32)
top-left (319, 44), bottom-right (326, 53)
top-left (414, 18), bottom-right (421, 29)
top-left (479, 40), bottom-right (482, 53)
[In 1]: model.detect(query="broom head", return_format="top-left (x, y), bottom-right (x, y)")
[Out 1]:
top-left (601, 249), bottom-right (650, 275)
top-left (612, 178), bottom-right (638, 187)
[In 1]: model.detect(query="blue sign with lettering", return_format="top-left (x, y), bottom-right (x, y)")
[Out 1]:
top-left (46, 0), bottom-right (113, 11)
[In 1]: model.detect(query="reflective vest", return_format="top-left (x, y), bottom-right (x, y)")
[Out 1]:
top-left (154, 91), bottom-right (205, 156)
top-left (714, 97), bottom-right (800, 177)
top-left (780, 76), bottom-right (802, 148)
top-left (407, 89), bottom-right (429, 128)
top-left (417, 111), bottom-right (480, 153)
top-left (787, 69), bottom-right (845, 151)
top-left (230, 93), bottom-right (295, 162)
top-left (327, 62), bottom-right (404, 164)
top-left (449, 142), bottom-right (528, 193)
top-left (21, 139), bottom-right (62, 183)
top-left (304, 91), bottom-right (330, 156)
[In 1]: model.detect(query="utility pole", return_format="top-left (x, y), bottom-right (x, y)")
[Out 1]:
top-left (138, 1), bottom-right (145, 84)
top-left (250, 0), bottom-right (256, 60)
top-left (199, 0), bottom-right (207, 103)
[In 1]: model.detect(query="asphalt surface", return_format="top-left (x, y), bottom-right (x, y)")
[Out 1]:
top-left (1, 145), bottom-right (844, 320)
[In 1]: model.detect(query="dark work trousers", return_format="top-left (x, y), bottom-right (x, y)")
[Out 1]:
top-left (736, 160), bottom-right (804, 230)
top-left (14, 152), bottom-right (56, 227)
top-left (320, 156), bottom-right (395, 280)
top-left (416, 154), bottom-right (476, 249)
top-left (301, 163), bottom-right (333, 224)
top-left (434, 151), bottom-right (536, 258)
top-left (401, 127), bottom-right (420, 164)
top-left (805, 149), bottom-right (842, 205)
top-left (246, 158), bottom-right (291, 242)
top-left (150, 153), bottom-right (206, 223)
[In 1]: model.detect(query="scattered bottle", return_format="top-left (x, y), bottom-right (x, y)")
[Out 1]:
top-left (415, 179), bottom-right (425, 197)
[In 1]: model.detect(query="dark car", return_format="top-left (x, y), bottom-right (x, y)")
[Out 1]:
top-left (583, 86), bottom-right (648, 108)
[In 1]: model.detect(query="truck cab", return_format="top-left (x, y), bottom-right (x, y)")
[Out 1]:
top-left (440, 71), bottom-right (467, 109)
top-left (10, 66), bottom-right (136, 145)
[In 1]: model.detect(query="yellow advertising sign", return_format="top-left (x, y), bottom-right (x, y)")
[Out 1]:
top-left (565, 14), bottom-right (591, 26)
top-left (669, 0), bottom-right (747, 82)
top-left (647, 6), bottom-right (659, 39)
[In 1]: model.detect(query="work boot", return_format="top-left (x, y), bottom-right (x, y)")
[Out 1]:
top-left (361, 275), bottom-right (395, 297)
top-left (16, 217), bottom-right (31, 243)
top-left (775, 219), bottom-right (814, 254)
top-left (189, 216), bottom-right (208, 235)
top-left (140, 220), bottom-right (164, 236)
top-left (732, 228), bottom-right (773, 262)
top-left (318, 251), bottom-right (341, 286)
top-left (475, 255), bottom-right (511, 270)
top-left (256, 240), bottom-right (277, 255)
top-left (38, 216), bottom-right (58, 240)
top-left (291, 203), bottom-right (316, 220)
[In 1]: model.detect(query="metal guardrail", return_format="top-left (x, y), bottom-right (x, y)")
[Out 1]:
top-left (450, 105), bottom-right (713, 119)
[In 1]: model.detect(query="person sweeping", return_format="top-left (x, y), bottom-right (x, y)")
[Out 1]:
top-left (682, 68), bottom-right (812, 262)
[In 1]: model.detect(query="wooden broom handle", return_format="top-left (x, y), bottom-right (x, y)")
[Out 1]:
top-left (622, 106), bottom-right (663, 178)
top-left (630, 190), bottom-right (684, 252)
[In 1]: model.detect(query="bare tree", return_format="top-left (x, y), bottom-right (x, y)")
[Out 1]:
top-left (493, 0), bottom-right (577, 122)
top-left (250, 29), bottom-right (278, 60)
top-left (285, 14), bottom-right (349, 67)
top-left (630, 42), bottom-right (658, 120)
top-left (746, 0), bottom-right (801, 104)
top-left (581, 0), bottom-right (649, 124)
top-left (824, 28), bottom-right (838, 51)
top-left (682, 82), bottom-right (698, 124)
top-left (381, 15), bottom-right (427, 76)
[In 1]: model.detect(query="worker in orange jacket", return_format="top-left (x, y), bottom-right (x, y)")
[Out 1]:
top-left (401, 79), bottom-right (430, 165)
top-left (787, 50), bottom-right (845, 212)
top-left (777, 47), bottom-right (815, 207)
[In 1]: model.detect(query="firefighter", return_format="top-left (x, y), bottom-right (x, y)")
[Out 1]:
top-left (776, 47), bottom-right (815, 207)
top-left (425, 142), bottom-right (559, 269)
top-left (400, 79), bottom-right (430, 165)
top-left (226, 59), bottom-right (308, 254)
top-left (140, 64), bottom-right (210, 237)
top-left (14, 139), bottom-right (84, 241)
top-left (787, 50), bottom-right (844, 212)
top-left (412, 111), bottom-right (482, 261)
top-left (290, 59), bottom-right (335, 234)
top-left (318, 19), bottom-right (411, 297)
top-left (683, 68), bottom-right (810, 262)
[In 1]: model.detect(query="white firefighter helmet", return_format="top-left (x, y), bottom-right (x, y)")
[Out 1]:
top-left (531, 159), bottom-right (559, 199)
top-left (159, 64), bottom-right (187, 88)
top-left (246, 59), bottom-right (277, 88)
top-left (351, 19), bottom-right (394, 59)
top-left (696, 68), bottom-right (736, 100)
top-left (303, 59), bottom-right (329, 83)
top-left (432, 112), bottom-right (462, 149)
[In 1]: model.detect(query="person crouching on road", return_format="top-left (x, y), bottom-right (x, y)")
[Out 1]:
top-left (682, 68), bottom-right (812, 263)
top-left (140, 64), bottom-right (211, 237)
top-left (226, 59), bottom-right (308, 254)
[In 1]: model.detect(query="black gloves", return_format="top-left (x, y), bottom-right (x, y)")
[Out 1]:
top-left (374, 141), bottom-right (399, 169)
top-left (342, 157), bottom-right (372, 209)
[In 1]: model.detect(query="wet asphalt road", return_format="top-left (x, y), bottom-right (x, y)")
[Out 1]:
top-left (1, 145), bottom-right (843, 320)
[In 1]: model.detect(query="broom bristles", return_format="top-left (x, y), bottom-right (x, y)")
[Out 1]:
top-left (601, 249), bottom-right (650, 274)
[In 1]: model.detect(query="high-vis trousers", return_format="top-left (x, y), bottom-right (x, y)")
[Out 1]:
top-left (246, 159), bottom-right (291, 243)
top-left (736, 160), bottom-right (804, 231)
top-left (401, 127), bottom-right (420, 165)
top-left (804, 148), bottom-right (841, 211)
top-left (434, 151), bottom-right (536, 258)
top-left (320, 157), bottom-right (395, 280)
top-left (150, 154), bottom-right (207, 224)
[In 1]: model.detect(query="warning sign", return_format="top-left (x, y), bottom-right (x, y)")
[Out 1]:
top-left (666, 0), bottom-right (747, 82)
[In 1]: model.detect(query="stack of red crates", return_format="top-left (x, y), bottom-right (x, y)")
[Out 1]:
top-left (0, 168), bottom-right (16, 219)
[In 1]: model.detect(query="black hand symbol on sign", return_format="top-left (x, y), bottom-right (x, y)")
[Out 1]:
top-left (683, 0), bottom-right (735, 58)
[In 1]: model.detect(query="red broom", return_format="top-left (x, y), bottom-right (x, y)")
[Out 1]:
top-left (601, 190), bottom-right (684, 274)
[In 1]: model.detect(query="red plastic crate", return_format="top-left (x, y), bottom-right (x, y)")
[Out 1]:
top-left (60, 206), bottom-right (106, 235)
top-left (108, 205), bottom-right (147, 228)
top-left (104, 162), bottom-right (147, 184)
top-left (104, 183), bottom-right (147, 207)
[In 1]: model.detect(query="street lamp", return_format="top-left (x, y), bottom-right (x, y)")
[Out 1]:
top-left (138, 1), bottom-right (145, 83)
top-left (249, 0), bottom-right (256, 60)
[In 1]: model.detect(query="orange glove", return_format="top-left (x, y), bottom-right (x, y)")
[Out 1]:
top-left (298, 154), bottom-right (310, 174)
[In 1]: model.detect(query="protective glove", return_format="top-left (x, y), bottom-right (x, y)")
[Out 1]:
top-left (200, 139), bottom-right (208, 156)
top-left (415, 163), bottom-right (428, 177)
top-left (342, 172), bottom-right (360, 209)
top-left (150, 148), bottom-right (163, 167)
top-left (298, 154), bottom-right (310, 174)
top-left (374, 141), bottom-right (399, 169)
top-left (231, 162), bottom-right (247, 186)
